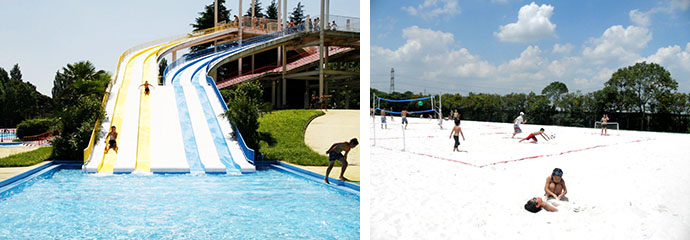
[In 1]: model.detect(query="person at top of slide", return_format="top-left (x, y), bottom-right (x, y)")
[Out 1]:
top-left (601, 114), bottom-right (610, 136)
top-left (381, 107), bottom-right (387, 129)
top-left (511, 112), bottom-right (527, 138)
top-left (519, 128), bottom-right (550, 143)
top-left (401, 109), bottom-right (409, 129)
top-left (324, 138), bottom-right (359, 184)
top-left (449, 119), bottom-right (465, 152)
top-left (524, 196), bottom-right (558, 213)
top-left (545, 168), bottom-right (568, 200)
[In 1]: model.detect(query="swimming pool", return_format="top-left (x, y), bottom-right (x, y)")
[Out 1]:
top-left (0, 166), bottom-right (359, 239)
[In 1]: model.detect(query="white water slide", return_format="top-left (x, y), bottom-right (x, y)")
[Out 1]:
top-left (82, 27), bottom-right (260, 174)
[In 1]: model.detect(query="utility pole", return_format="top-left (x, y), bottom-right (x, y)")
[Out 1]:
top-left (390, 68), bottom-right (395, 93)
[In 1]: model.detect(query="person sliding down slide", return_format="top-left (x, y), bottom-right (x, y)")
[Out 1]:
top-left (519, 128), bottom-right (550, 143)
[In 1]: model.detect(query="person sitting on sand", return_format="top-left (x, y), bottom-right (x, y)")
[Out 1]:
top-left (104, 126), bottom-right (118, 154)
top-left (519, 128), bottom-right (550, 143)
top-left (449, 119), bottom-right (465, 152)
top-left (524, 196), bottom-right (558, 213)
top-left (324, 138), bottom-right (359, 184)
top-left (545, 168), bottom-right (568, 200)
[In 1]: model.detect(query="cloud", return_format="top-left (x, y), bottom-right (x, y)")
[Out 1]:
top-left (638, 43), bottom-right (690, 86)
top-left (629, 9), bottom-right (651, 27)
top-left (494, 2), bottom-right (557, 43)
top-left (671, 0), bottom-right (690, 11)
top-left (552, 43), bottom-right (574, 55)
top-left (401, 0), bottom-right (461, 19)
top-left (582, 25), bottom-right (652, 64)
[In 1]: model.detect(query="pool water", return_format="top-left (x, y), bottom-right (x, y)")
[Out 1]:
top-left (0, 168), bottom-right (359, 239)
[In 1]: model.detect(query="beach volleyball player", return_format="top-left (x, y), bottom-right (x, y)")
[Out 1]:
top-left (401, 109), bottom-right (409, 129)
top-left (511, 112), bottom-right (526, 138)
top-left (449, 119), bottom-right (465, 152)
top-left (519, 128), bottom-right (550, 143)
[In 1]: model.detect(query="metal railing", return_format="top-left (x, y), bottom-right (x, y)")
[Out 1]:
top-left (0, 128), bottom-right (17, 142)
top-left (304, 15), bottom-right (360, 32)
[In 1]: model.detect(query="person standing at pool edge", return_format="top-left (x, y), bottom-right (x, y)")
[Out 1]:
top-left (512, 112), bottom-right (526, 138)
top-left (325, 138), bottom-right (359, 184)
top-left (104, 126), bottom-right (118, 154)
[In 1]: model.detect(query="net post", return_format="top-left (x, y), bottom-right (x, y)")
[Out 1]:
top-left (402, 124), bottom-right (406, 151)
top-left (372, 94), bottom-right (376, 146)
top-left (438, 93), bottom-right (443, 129)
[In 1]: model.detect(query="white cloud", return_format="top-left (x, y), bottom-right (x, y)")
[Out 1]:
top-left (671, 0), bottom-right (690, 11)
top-left (582, 25), bottom-right (652, 64)
top-left (629, 9), bottom-right (651, 27)
top-left (494, 2), bottom-right (557, 43)
top-left (552, 43), bottom-right (574, 55)
top-left (638, 43), bottom-right (690, 89)
top-left (401, 0), bottom-right (461, 19)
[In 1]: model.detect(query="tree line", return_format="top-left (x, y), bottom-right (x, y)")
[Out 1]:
top-left (372, 62), bottom-right (690, 133)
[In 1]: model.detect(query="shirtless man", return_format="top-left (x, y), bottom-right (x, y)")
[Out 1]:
top-left (140, 81), bottom-right (153, 96)
top-left (449, 119), bottom-right (465, 152)
top-left (519, 128), bottom-right (550, 143)
top-left (545, 168), bottom-right (568, 200)
top-left (381, 107), bottom-right (387, 129)
top-left (453, 110), bottom-right (459, 120)
top-left (401, 110), bottom-right (409, 129)
top-left (511, 112), bottom-right (526, 138)
top-left (524, 196), bottom-right (558, 213)
top-left (104, 126), bottom-right (118, 154)
top-left (601, 114), bottom-right (610, 136)
top-left (324, 138), bottom-right (359, 184)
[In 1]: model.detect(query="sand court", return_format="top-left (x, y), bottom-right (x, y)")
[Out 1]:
top-left (371, 116), bottom-right (690, 239)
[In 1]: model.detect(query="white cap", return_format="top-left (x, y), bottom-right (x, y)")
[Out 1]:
top-left (520, 112), bottom-right (524, 115)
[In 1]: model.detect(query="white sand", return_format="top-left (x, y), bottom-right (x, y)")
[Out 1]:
top-left (370, 116), bottom-right (690, 239)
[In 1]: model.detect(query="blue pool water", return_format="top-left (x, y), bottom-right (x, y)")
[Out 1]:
top-left (0, 168), bottom-right (359, 239)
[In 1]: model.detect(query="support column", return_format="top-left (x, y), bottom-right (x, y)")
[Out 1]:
top-left (172, 51), bottom-right (177, 61)
top-left (277, 0), bottom-right (281, 29)
top-left (282, 45), bottom-right (287, 106)
top-left (324, 46), bottom-right (329, 94)
top-left (319, 0), bottom-right (325, 99)
top-left (283, 0), bottom-right (287, 28)
top-left (325, 0), bottom-right (330, 24)
top-left (251, 55), bottom-right (255, 73)
top-left (271, 80), bottom-right (276, 106)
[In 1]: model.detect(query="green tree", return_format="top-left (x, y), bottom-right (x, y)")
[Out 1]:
top-left (266, 0), bottom-right (278, 19)
top-left (605, 62), bottom-right (677, 130)
top-left (223, 81), bottom-right (269, 150)
top-left (191, 0), bottom-right (232, 52)
top-left (10, 64), bottom-right (22, 82)
top-left (245, 0), bottom-right (265, 18)
top-left (0, 64), bottom-right (50, 126)
top-left (290, 2), bottom-right (305, 24)
top-left (52, 61), bottom-right (109, 109)
top-left (541, 81), bottom-right (568, 110)
top-left (158, 58), bottom-right (168, 84)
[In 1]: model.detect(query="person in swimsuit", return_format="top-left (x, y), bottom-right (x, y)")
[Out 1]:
top-left (519, 128), bottom-right (550, 143)
top-left (401, 110), bottom-right (409, 129)
top-left (524, 196), bottom-right (558, 213)
top-left (104, 126), bottom-right (118, 154)
top-left (601, 114), bottom-right (609, 136)
top-left (310, 93), bottom-right (317, 109)
top-left (545, 168), bottom-right (568, 200)
top-left (512, 112), bottom-right (526, 138)
top-left (324, 138), bottom-right (359, 184)
top-left (381, 107), bottom-right (387, 129)
top-left (449, 119), bottom-right (465, 152)
top-left (140, 81), bottom-right (153, 96)
top-left (453, 110), bottom-right (459, 121)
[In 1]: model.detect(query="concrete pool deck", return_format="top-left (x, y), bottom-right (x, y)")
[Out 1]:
top-left (303, 109), bottom-right (360, 183)
top-left (0, 161), bottom-right (51, 181)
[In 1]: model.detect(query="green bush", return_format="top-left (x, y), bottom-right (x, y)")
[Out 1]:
top-left (258, 110), bottom-right (328, 166)
top-left (0, 147), bottom-right (52, 167)
top-left (16, 118), bottom-right (57, 139)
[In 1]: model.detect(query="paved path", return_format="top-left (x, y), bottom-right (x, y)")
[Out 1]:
top-left (0, 161), bottom-right (51, 181)
top-left (0, 146), bottom-right (39, 158)
top-left (303, 109), bottom-right (360, 182)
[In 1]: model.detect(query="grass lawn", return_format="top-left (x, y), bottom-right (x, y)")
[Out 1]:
top-left (0, 147), bottom-right (52, 167)
top-left (258, 110), bottom-right (329, 166)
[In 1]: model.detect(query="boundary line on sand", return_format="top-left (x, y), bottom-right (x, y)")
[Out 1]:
top-left (375, 137), bottom-right (654, 168)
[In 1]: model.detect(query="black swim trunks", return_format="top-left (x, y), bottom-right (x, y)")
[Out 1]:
top-left (453, 135), bottom-right (460, 148)
top-left (109, 139), bottom-right (117, 149)
top-left (328, 151), bottom-right (345, 163)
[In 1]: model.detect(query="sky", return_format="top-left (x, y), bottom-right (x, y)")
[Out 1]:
top-left (0, 0), bottom-right (359, 96)
top-left (371, 0), bottom-right (690, 95)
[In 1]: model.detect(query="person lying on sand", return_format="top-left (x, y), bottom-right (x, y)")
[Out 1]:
top-left (524, 196), bottom-right (558, 213)
top-left (324, 138), bottom-right (359, 184)
top-left (545, 168), bottom-right (568, 200)
top-left (519, 128), bottom-right (550, 143)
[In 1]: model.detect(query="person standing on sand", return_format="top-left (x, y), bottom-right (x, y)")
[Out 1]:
top-left (512, 112), bottom-right (527, 138)
top-left (519, 128), bottom-right (550, 143)
top-left (545, 168), bottom-right (568, 200)
top-left (601, 114), bottom-right (610, 136)
top-left (401, 110), bottom-right (409, 129)
top-left (449, 119), bottom-right (465, 152)
top-left (453, 110), bottom-right (459, 120)
top-left (104, 126), bottom-right (118, 154)
top-left (380, 107), bottom-right (388, 129)
top-left (524, 196), bottom-right (558, 213)
top-left (324, 138), bottom-right (359, 184)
